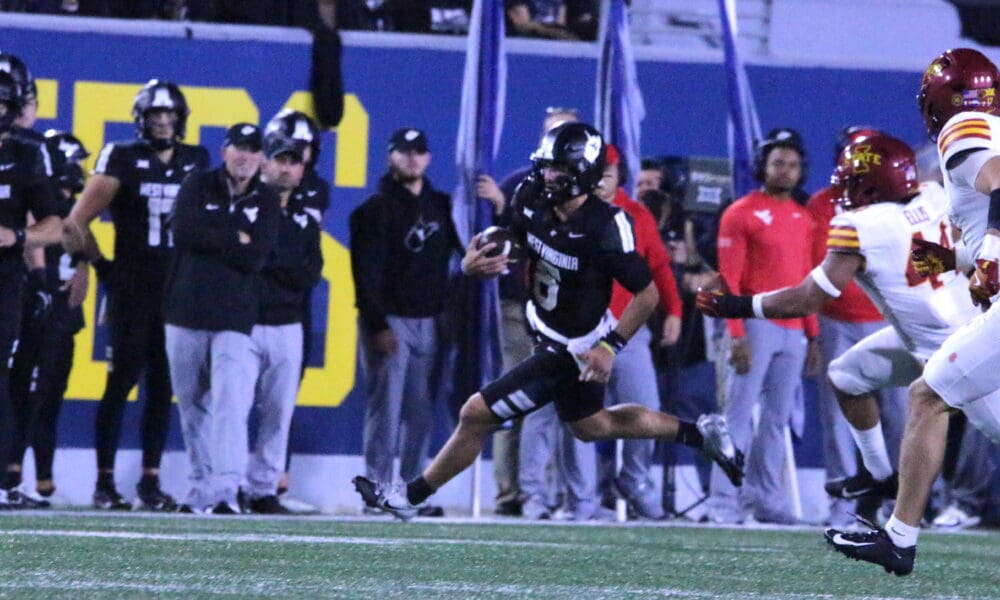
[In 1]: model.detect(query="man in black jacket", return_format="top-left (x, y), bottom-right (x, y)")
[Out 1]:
top-left (163, 123), bottom-right (279, 514)
top-left (244, 117), bottom-right (323, 514)
top-left (349, 128), bottom-right (462, 515)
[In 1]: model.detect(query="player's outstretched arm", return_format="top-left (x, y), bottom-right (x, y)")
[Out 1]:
top-left (697, 252), bottom-right (862, 319)
top-left (460, 232), bottom-right (509, 278)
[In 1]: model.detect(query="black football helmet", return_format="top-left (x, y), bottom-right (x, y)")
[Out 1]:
top-left (132, 79), bottom-right (190, 150)
top-left (263, 109), bottom-right (317, 161)
top-left (265, 109), bottom-right (320, 165)
top-left (0, 52), bottom-right (36, 103)
top-left (44, 129), bottom-right (90, 193)
top-left (530, 121), bottom-right (606, 204)
top-left (0, 70), bottom-right (23, 133)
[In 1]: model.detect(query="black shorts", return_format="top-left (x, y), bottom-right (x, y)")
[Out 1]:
top-left (480, 344), bottom-right (604, 423)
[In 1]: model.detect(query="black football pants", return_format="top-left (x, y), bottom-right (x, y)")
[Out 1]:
top-left (95, 293), bottom-right (172, 473)
top-left (9, 307), bottom-right (76, 482)
top-left (0, 278), bottom-right (22, 481)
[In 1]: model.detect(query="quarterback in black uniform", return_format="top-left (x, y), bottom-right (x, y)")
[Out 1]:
top-left (355, 123), bottom-right (744, 520)
top-left (0, 71), bottom-right (62, 509)
top-left (63, 79), bottom-right (210, 511)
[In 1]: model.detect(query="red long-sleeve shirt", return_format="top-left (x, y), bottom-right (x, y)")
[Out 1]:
top-left (717, 190), bottom-right (819, 339)
top-left (805, 186), bottom-right (883, 323)
top-left (609, 188), bottom-right (682, 319)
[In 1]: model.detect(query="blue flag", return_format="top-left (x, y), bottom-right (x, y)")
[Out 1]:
top-left (448, 0), bottom-right (506, 408)
top-left (718, 0), bottom-right (762, 198)
top-left (595, 0), bottom-right (645, 198)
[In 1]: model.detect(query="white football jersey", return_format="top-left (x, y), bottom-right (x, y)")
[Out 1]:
top-left (937, 111), bottom-right (1000, 262)
top-left (829, 182), bottom-right (978, 360)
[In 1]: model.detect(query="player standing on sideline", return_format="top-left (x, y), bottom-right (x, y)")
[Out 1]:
top-left (7, 131), bottom-right (91, 508)
top-left (63, 79), bottom-right (210, 511)
top-left (0, 70), bottom-right (62, 509)
top-left (818, 48), bottom-right (1000, 576)
top-left (353, 123), bottom-right (743, 520)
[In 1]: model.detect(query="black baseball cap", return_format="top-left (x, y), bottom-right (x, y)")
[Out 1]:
top-left (388, 127), bottom-right (429, 154)
top-left (224, 122), bottom-right (262, 151)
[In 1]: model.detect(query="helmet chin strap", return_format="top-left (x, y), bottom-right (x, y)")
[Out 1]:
top-left (147, 136), bottom-right (174, 152)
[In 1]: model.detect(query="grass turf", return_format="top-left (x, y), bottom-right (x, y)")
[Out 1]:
top-left (1, 513), bottom-right (998, 599)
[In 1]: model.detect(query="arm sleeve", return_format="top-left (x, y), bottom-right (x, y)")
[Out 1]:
top-left (717, 205), bottom-right (748, 338)
top-left (26, 144), bottom-right (59, 220)
top-left (598, 211), bottom-right (652, 294)
top-left (349, 201), bottom-right (391, 332)
top-left (169, 175), bottom-right (239, 252)
top-left (635, 208), bottom-right (681, 317)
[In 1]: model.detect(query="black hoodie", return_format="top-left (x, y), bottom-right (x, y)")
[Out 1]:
top-left (349, 173), bottom-right (462, 333)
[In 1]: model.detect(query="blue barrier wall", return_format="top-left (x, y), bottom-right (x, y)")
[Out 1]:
top-left (0, 19), bottom-right (926, 466)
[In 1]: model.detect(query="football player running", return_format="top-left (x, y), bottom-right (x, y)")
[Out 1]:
top-left (353, 123), bottom-right (744, 520)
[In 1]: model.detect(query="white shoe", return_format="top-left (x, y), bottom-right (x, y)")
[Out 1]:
top-left (932, 504), bottom-right (981, 529)
top-left (352, 476), bottom-right (419, 522)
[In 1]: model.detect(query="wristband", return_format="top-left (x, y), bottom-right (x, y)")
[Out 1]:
top-left (13, 228), bottom-right (26, 249)
top-left (600, 330), bottom-right (627, 354)
top-left (751, 294), bottom-right (767, 319)
top-left (716, 294), bottom-right (754, 319)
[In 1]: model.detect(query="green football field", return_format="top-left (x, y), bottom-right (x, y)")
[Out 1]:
top-left (1, 512), bottom-right (998, 599)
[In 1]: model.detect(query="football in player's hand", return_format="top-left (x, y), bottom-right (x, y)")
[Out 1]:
top-left (477, 226), bottom-right (520, 259)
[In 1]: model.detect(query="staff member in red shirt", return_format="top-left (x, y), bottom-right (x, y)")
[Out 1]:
top-left (597, 144), bottom-right (683, 519)
top-left (706, 133), bottom-right (820, 525)
top-left (804, 126), bottom-right (907, 528)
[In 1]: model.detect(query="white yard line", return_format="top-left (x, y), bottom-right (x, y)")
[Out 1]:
top-left (0, 528), bottom-right (585, 549)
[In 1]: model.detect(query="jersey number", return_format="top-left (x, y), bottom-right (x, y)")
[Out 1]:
top-left (905, 222), bottom-right (951, 290)
top-left (533, 260), bottom-right (561, 311)
top-left (147, 196), bottom-right (174, 248)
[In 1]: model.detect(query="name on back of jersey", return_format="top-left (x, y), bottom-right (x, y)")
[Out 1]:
top-left (526, 232), bottom-right (578, 271)
top-left (903, 205), bottom-right (930, 226)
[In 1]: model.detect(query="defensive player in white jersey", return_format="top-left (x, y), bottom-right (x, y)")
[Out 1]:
top-left (824, 48), bottom-right (1000, 576)
top-left (697, 130), bottom-right (1000, 575)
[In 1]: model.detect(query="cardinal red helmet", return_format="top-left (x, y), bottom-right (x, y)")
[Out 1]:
top-left (832, 133), bottom-right (919, 209)
top-left (917, 48), bottom-right (1000, 142)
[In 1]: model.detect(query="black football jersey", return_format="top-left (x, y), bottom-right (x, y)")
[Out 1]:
top-left (510, 192), bottom-right (651, 339)
top-left (0, 135), bottom-right (59, 275)
top-left (93, 139), bottom-right (210, 271)
top-left (292, 167), bottom-right (330, 225)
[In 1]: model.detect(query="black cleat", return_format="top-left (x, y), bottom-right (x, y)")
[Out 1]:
top-left (248, 495), bottom-right (292, 515)
top-left (208, 501), bottom-right (241, 515)
top-left (697, 414), bottom-right (745, 487)
top-left (93, 488), bottom-right (133, 511)
top-left (825, 517), bottom-right (916, 576)
top-left (137, 483), bottom-right (178, 512)
top-left (825, 471), bottom-right (898, 501)
top-left (6, 489), bottom-right (50, 509)
top-left (353, 475), bottom-right (419, 521)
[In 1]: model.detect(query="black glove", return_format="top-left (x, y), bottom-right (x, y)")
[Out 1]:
top-left (26, 268), bottom-right (53, 321)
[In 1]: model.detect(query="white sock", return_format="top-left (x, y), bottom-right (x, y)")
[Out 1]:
top-left (885, 514), bottom-right (920, 548)
top-left (849, 421), bottom-right (894, 481)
